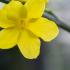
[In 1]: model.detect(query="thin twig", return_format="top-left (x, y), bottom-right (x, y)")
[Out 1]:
top-left (43, 11), bottom-right (70, 32)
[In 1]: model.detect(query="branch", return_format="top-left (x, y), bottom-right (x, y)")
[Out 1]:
top-left (43, 10), bottom-right (70, 32)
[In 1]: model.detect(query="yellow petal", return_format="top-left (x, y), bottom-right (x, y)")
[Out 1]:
top-left (3, 1), bottom-right (24, 19)
top-left (25, 0), bottom-right (48, 18)
top-left (0, 1), bottom-right (27, 28)
top-left (0, 11), bottom-right (15, 28)
top-left (11, 0), bottom-right (27, 2)
top-left (0, 3), bottom-right (14, 28)
top-left (0, 28), bottom-right (19, 49)
top-left (20, 5), bottom-right (27, 18)
top-left (28, 17), bottom-right (59, 42)
top-left (17, 30), bottom-right (40, 59)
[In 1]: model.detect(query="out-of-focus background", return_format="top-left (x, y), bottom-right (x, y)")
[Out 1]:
top-left (47, 0), bottom-right (70, 26)
top-left (0, 0), bottom-right (70, 70)
top-left (44, 0), bottom-right (70, 70)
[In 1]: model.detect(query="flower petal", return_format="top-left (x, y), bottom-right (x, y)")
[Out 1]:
top-left (17, 30), bottom-right (40, 59)
top-left (3, 1), bottom-right (26, 19)
top-left (12, 0), bottom-right (27, 2)
top-left (0, 28), bottom-right (19, 49)
top-left (25, 0), bottom-right (47, 18)
top-left (0, 3), bottom-right (15, 28)
top-left (28, 17), bottom-right (59, 42)
top-left (0, 11), bottom-right (15, 28)
top-left (0, 1), bottom-right (27, 28)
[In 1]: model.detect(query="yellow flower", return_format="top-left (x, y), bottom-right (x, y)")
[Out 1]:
top-left (0, 0), bottom-right (59, 59)
top-left (11, 0), bottom-right (27, 2)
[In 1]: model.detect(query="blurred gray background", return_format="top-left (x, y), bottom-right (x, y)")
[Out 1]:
top-left (47, 0), bottom-right (70, 26)
top-left (43, 0), bottom-right (70, 70)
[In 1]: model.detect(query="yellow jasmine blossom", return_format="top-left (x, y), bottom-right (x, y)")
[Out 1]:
top-left (11, 0), bottom-right (27, 2)
top-left (0, 0), bottom-right (59, 59)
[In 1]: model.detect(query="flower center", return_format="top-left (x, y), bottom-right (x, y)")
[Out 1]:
top-left (16, 19), bottom-right (28, 29)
